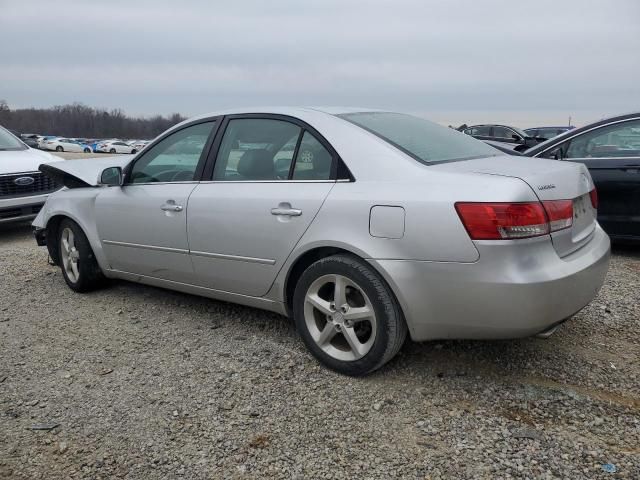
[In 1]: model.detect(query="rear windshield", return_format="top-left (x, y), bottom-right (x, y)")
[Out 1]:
top-left (338, 112), bottom-right (500, 164)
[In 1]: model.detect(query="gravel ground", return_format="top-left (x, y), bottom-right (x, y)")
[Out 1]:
top-left (1, 222), bottom-right (638, 479)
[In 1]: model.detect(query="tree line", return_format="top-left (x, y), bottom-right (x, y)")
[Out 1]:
top-left (0, 100), bottom-right (186, 140)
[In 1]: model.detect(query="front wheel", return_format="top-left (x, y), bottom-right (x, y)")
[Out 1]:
top-left (83, 147), bottom-right (91, 153)
top-left (58, 219), bottom-right (105, 292)
top-left (293, 254), bottom-right (407, 376)
top-left (55, 146), bottom-right (63, 152)
top-left (131, 149), bottom-right (137, 154)
top-left (109, 148), bottom-right (116, 153)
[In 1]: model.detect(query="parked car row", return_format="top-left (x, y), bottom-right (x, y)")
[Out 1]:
top-left (10, 132), bottom-right (151, 154)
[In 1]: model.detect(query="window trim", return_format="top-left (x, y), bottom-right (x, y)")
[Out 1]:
top-left (201, 113), bottom-right (353, 182)
top-left (123, 117), bottom-right (221, 185)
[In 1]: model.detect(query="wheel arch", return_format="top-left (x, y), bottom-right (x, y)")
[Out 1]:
top-left (281, 245), bottom-right (408, 332)
top-left (38, 193), bottom-right (109, 272)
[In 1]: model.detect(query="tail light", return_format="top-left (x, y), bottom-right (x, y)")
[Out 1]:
top-left (455, 200), bottom-right (574, 240)
top-left (589, 188), bottom-right (598, 209)
top-left (455, 202), bottom-right (549, 240)
top-left (541, 200), bottom-right (573, 232)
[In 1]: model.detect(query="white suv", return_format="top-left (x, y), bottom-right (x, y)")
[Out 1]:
top-left (0, 126), bottom-right (63, 223)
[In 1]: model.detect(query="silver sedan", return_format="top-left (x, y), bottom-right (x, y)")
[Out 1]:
top-left (33, 107), bottom-right (610, 376)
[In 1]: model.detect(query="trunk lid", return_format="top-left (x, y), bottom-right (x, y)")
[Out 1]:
top-left (433, 156), bottom-right (597, 257)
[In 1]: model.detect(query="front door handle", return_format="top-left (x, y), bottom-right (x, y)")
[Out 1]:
top-left (271, 202), bottom-right (302, 217)
top-left (161, 203), bottom-right (183, 212)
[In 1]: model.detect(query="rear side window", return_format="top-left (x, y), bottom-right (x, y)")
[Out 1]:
top-left (340, 113), bottom-right (500, 164)
top-left (292, 132), bottom-right (333, 180)
top-left (564, 119), bottom-right (640, 158)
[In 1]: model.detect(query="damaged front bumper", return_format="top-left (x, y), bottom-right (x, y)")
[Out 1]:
top-left (33, 227), bottom-right (47, 246)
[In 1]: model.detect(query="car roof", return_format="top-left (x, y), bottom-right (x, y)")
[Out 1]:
top-left (184, 106), bottom-right (383, 121)
top-left (468, 124), bottom-right (518, 128)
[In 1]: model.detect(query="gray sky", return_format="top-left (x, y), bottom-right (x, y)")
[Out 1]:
top-left (1, 0), bottom-right (639, 127)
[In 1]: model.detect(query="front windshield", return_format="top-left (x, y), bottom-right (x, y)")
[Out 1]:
top-left (0, 127), bottom-right (27, 151)
top-left (338, 112), bottom-right (500, 164)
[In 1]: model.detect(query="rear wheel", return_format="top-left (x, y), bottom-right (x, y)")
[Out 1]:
top-left (55, 146), bottom-right (63, 152)
top-left (293, 254), bottom-right (407, 376)
top-left (131, 149), bottom-right (137, 154)
top-left (83, 147), bottom-right (90, 153)
top-left (58, 219), bottom-right (105, 292)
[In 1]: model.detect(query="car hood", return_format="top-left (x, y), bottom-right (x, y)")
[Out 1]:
top-left (0, 148), bottom-right (62, 174)
top-left (39, 154), bottom-right (133, 188)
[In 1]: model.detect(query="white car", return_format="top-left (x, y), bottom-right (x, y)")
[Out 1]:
top-left (43, 138), bottom-right (92, 153)
top-left (96, 140), bottom-right (137, 154)
top-left (131, 140), bottom-right (150, 152)
top-left (0, 126), bottom-right (62, 223)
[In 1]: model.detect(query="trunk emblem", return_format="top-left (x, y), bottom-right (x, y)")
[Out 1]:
top-left (14, 176), bottom-right (35, 186)
top-left (537, 184), bottom-right (555, 191)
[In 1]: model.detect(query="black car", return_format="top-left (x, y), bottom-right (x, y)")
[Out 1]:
top-left (20, 134), bottom-right (40, 149)
top-left (524, 126), bottom-right (574, 141)
top-left (462, 124), bottom-right (543, 152)
top-left (524, 112), bottom-right (640, 242)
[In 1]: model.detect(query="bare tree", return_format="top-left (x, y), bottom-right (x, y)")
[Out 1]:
top-left (0, 102), bottom-right (186, 139)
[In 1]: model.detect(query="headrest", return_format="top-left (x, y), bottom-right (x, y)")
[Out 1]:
top-left (237, 149), bottom-right (274, 179)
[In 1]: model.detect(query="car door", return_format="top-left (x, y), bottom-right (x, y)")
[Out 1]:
top-left (187, 115), bottom-right (338, 297)
top-left (95, 120), bottom-right (218, 282)
top-left (539, 118), bottom-right (640, 238)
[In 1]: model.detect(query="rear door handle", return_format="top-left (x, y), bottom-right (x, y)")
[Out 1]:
top-left (161, 203), bottom-right (183, 212)
top-left (271, 202), bottom-right (302, 216)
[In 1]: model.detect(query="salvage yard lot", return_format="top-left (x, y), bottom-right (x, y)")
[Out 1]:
top-left (1, 223), bottom-right (639, 479)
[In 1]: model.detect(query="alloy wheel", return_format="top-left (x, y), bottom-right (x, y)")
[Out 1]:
top-left (304, 274), bottom-right (377, 361)
top-left (60, 227), bottom-right (80, 283)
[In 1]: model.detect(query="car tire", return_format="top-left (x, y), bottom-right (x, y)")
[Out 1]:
top-left (84, 148), bottom-right (91, 153)
top-left (109, 148), bottom-right (116, 153)
top-left (56, 146), bottom-right (63, 152)
top-left (57, 219), bottom-right (105, 293)
top-left (131, 149), bottom-right (137, 154)
top-left (293, 254), bottom-right (407, 376)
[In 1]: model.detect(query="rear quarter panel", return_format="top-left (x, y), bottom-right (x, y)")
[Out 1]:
top-left (268, 168), bottom-right (540, 302)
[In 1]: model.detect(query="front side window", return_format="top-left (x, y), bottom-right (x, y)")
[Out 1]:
top-left (339, 112), bottom-right (500, 164)
top-left (493, 126), bottom-right (517, 140)
top-left (564, 119), bottom-right (640, 158)
top-left (0, 127), bottom-right (26, 151)
top-left (129, 121), bottom-right (215, 183)
top-left (213, 119), bottom-right (302, 180)
top-left (466, 126), bottom-right (491, 136)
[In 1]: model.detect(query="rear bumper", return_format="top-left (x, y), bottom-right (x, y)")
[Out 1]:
top-left (370, 225), bottom-right (611, 341)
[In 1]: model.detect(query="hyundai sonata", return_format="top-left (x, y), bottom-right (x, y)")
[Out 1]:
top-left (32, 107), bottom-right (610, 376)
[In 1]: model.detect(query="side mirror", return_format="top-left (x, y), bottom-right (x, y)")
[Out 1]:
top-left (99, 166), bottom-right (123, 186)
